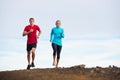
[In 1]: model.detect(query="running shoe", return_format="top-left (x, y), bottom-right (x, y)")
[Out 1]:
top-left (27, 65), bottom-right (31, 70)
top-left (52, 62), bottom-right (55, 66)
top-left (31, 62), bottom-right (35, 67)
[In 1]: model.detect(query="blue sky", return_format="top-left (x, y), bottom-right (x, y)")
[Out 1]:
top-left (0, 0), bottom-right (120, 71)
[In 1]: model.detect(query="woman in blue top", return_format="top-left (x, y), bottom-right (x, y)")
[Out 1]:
top-left (50, 20), bottom-right (64, 68)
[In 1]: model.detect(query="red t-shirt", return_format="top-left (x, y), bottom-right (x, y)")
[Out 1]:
top-left (24, 25), bottom-right (40, 44)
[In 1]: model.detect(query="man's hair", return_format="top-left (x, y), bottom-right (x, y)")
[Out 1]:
top-left (29, 18), bottom-right (34, 21)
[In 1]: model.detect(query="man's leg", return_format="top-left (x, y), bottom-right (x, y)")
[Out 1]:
top-left (27, 51), bottom-right (31, 65)
top-left (31, 48), bottom-right (36, 63)
top-left (56, 45), bottom-right (62, 68)
top-left (30, 43), bottom-right (37, 67)
top-left (27, 51), bottom-right (31, 69)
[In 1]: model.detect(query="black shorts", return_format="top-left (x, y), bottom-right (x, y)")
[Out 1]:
top-left (27, 43), bottom-right (37, 51)
top-left (52, 43), bottom-right (62, 59)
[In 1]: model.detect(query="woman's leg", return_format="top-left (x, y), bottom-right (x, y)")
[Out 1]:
top-left (52, 43), bottom-right (57, 66)
top-left (56, 45), bottom-right (62, 68)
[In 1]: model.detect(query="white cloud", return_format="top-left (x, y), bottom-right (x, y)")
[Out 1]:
top-left (0, 0), bottom-right (120, 38)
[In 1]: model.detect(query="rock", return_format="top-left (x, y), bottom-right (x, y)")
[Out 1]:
top-left (79, 64), bottom-right (86, 69)
top-left (95, 66), bottom-right (101, 72)
top-left (70, 64), bottom-right (86, 69)
top-left (101, 69), bottom-right (105, 74)
top-left (90, 69), bottom-right (94, 74)
top-left (109, 65), bottom-right (112, 69)
top-left (113, 65), bottom-right (118, 68)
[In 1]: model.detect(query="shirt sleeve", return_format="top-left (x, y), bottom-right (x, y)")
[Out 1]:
top-left (50, 29), bottom-right (53, 41)
top-left (24, 26), bottom-right (28, 32)
top-left (61, 29), bottom-right (64, 38)
top-left (36, 25), bottom-right (40, 31)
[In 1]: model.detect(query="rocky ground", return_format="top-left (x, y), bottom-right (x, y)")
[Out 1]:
top-left (0, 65), bottom-right (120, 80)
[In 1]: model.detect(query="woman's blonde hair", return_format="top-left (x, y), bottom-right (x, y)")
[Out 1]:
top-left (56, 20), bottom-right (61, 23)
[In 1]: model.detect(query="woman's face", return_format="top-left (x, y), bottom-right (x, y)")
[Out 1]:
top-left (56, 21), bottom-right (61, 27)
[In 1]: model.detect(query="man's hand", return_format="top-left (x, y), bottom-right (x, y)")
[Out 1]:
top-left (37, 35), bottom-right (39, 39)
top-left (29, 29), bottom-right (34, 33)
top-left (22, 29), bottom-right (34, 36)
top-left (37, 30), bottom-right (41, 39)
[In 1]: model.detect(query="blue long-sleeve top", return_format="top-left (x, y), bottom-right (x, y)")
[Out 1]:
top-left (50, 26), bottom-right (64, 46)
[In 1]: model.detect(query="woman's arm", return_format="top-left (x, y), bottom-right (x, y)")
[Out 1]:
top-left (61, 29), bottom-right (64, 38)
top-left (50, 29), bottom-right (53, 42)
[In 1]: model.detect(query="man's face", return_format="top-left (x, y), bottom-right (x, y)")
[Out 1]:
top-left (29, 19), bottom-right (34, 25)
top-left (56, 21), bottom-right (61, 27)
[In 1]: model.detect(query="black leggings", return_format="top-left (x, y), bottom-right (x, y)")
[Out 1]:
top-left (52, 43), bottom-right (62, 59)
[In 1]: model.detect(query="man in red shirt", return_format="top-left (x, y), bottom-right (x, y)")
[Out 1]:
top-left (23, 18), bottom-right (41, 69)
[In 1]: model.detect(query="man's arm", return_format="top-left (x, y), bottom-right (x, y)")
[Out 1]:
top-left (37, 30), bottom-right (42, 38)
top-left (22, 29), bottom-right (33, 36)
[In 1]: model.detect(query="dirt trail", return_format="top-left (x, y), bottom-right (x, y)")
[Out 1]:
top-left (0, 65), bottom-right (120, 80)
